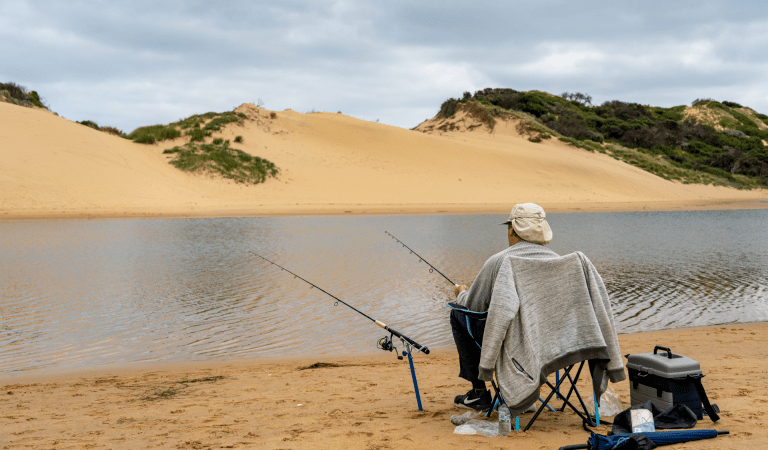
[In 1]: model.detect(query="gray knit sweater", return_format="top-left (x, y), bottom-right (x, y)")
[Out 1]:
top-left (456, 241), bottom-right (626, 415)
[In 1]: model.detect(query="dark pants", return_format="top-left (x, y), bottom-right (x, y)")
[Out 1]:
top-left (450, 306), bottom-right (487, 382)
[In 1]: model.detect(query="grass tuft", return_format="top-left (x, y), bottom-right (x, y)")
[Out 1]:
top-left (129, 125), bottom-right (181, 144)
top-left (163, 141), bottom-right (278, 184)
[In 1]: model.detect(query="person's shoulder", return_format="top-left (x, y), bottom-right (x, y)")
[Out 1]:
top-left (510, 241), bottom-right (560, 259)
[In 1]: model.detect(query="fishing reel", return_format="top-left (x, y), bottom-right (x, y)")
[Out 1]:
top-left (377, 334), bottom-right (404, 360)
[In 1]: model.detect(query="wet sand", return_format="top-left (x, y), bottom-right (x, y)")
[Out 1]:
top-left (2, 102), bottom-right (767, 221)
top-left (3, 322), bottom-right (765, 449)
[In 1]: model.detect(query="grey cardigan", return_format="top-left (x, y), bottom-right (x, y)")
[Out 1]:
top-left (456, 241), bottom-right (626, 415)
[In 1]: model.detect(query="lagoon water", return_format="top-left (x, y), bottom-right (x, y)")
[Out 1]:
top-left (1, 210), bottom-right (767, 372)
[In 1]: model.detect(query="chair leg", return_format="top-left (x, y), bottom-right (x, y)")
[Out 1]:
top-left (524, 363), bottom-right (578, 431)
top-left (559, 362), bottom-right (585, 412)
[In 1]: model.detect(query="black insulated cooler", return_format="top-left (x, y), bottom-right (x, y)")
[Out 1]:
top-left (626, 345), bottom-right (707, 419)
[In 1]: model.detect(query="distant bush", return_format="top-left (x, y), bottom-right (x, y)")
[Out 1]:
top-left (0, 82), bottom-right (27, 101)
top-left (213, 138), bottom-right (224, 145)
top-left (234, 135), bottom-right (243, 143)
top-left (692, 98), bottom-right (715, 106)
top-left (560, 92), bottom-right (593, 106)
top-left (77, 120), bottom-right (126, 137)
top-left (162, 141), bottom-right (278, 184)
top-left (723, 129), bottom-right (748, 139)
top-left (463, 101), bottom-right (496, 131)
top-left (440, 87), bottom-right (768, 187)
top-left (270, 112), bottom-right (277, 119)
top-left (78, 120), bottom-right (99, 129)
top-left (204, 112), bottom-right (241, 132)
top-left (187, 128), bottom-right (209, 142)
top-left (0, 82), bottom-right (48, 109)
top-left (98, 126), bottom-right (124, 136)
top-left (129, 124), bottom-right (181, 144)
top-left (28, 91), bottom-right (44, 108)
top-left (438, 98), bottom-right (459, 118)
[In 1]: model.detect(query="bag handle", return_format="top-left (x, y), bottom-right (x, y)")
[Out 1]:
top-left (654, 345), bottom-right (673, 358)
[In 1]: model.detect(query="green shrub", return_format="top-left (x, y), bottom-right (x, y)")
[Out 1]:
top-left (203, 112), bottom-right (242, 132)
top-left (128, 124), bottom-right (181, 144)
top-left (28, 91), bottom-right (44, 108)
top-left (98, 126), bottom-right (125, 136)
top-left (212, 138), bottom-right (224, 145)
top-left (187, 128), bottom-right (208, 142)
top-left (78, 120), bottom-right (99, 129)
top-left (438, 98), bottom-right (459, 118)
top-left (163, 141), bottom-right (279, 184)
top-left (0, 82), bottom-right (27, 101)
top-left (234, 135), bottom-right (243, 143)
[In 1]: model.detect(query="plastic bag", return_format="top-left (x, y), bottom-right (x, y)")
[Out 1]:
top-left (453, 419), bottom-right (499, 437)
top-left (585, 386), bottom-right (622, 417)
top-left (450, 410), bottom-right (481, 425)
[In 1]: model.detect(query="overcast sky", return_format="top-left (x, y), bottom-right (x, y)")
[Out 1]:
top-left (2, 1), bottom-right (767, 132)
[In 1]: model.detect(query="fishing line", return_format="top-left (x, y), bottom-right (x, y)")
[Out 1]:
top-left (384, 231), bottom-right (457, 286)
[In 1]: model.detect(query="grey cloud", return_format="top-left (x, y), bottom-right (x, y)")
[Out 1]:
top-left (2, 1), bottom-right (767, 132)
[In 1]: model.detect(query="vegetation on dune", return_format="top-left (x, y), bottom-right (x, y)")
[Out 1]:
top-left (1, 82), bottom-right (48, 109)
top-left (1, 81), bottom-right (276, 185)
top-left (128, 111), bottom-right (248, 144)
top-left (77, 120), bottom-right (127, 137)
top-left (436, 88), bottom-right (768, 188)
top-left (163, 141), bottom-right (278, 184)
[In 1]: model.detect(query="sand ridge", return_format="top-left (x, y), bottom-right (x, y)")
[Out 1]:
top-left (2, 323), bottom-right (765, 449)
top-left (1, 101), bottom-right (766, 220)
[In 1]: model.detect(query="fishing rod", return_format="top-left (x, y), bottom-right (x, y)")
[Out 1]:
top-left (250, 250), bottom-right (429, 411)
top-left (248, 251), bottom-right (430, 356)
top-left (384, 231), bottom-right (457, 286)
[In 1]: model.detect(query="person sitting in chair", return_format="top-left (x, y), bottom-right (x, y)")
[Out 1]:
top-left (450, 203), bottom-right (624, 413)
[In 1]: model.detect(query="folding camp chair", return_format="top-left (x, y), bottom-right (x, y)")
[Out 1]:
top-left (450, 304), bottom-right (600, 432)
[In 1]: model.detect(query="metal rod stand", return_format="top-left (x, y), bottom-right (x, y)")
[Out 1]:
top-left (404, 345), bottom-right (423, 411)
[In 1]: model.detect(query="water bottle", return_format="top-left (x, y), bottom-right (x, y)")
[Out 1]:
top-left (498, 404), bottom-right (511, 436)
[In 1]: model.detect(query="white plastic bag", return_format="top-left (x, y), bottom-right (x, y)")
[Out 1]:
top-left (453, 419), bottom-right (499, 437)
top-left (450, 410), bottom-right (481, 425)
top-left (585, 386), bottom-right (622, 417)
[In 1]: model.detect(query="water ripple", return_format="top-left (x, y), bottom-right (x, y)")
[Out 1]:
top-left (1, 210), bottom-right (767, 372)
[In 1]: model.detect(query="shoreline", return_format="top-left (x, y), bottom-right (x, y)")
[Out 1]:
top-left (3, 322), bottom-right (766, 449)
top-left (3, 198), bottom-right (767, 221)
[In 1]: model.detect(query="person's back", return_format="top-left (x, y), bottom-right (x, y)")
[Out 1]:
top-left (449, 203), bottom-right (625, 413)
top-left (450, 203), bottom-right (556, 411)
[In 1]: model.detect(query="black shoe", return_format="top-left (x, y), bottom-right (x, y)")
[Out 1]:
top-left (454, 388), bottom-right (492, 411)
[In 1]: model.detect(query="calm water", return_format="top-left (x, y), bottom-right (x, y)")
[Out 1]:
top-left (1, 210), bottom-right (767, 372)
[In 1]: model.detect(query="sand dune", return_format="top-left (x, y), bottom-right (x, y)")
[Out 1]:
top-left (1, 102), bottom-right (766, 219)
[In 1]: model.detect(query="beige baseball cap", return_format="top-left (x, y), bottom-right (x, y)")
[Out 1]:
top-left (500, 203), bottom-right (553, 245)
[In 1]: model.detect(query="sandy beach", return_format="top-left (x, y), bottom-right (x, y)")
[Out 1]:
top-left (2, 102), bottom-right (766, 220)
top-left (2, 100), bottom-right (767, 450)
top-left (2, 322), bottom-right (766, 449)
